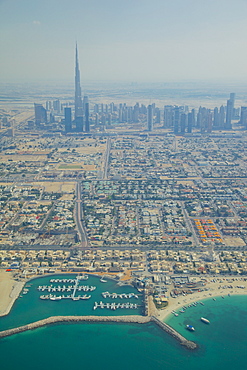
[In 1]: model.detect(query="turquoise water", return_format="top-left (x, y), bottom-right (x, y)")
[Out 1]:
top-left (0, 274), bottom-right (143, 331)
top-left (0, 276), bottom-right (247, 370)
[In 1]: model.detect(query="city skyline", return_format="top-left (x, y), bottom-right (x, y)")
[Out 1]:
top-left (1, 0), bottom-right (247, 83)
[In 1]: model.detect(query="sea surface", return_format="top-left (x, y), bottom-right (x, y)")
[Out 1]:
top-left (0, 275), bottom-right (246, 370)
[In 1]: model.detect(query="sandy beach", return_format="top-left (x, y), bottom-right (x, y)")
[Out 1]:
top-left (0, 271), bottom-right (25, 317)
top-left (157, 277), bottom-right (247, 321)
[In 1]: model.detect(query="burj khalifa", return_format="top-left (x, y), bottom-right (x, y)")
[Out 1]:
top-left (74, 44), bottom-right (83, 119)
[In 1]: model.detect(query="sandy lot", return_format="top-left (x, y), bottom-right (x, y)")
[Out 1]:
top-left (0, 271), bottom-right (24, 316)
top-left (0, 155), bottom-right (47, 162)
top-left (58, 163), bottom-right (97, 171)
top-left (223, 236), bottom-right (246, 247)
top-left (35, 181), bottom-right (76, 193)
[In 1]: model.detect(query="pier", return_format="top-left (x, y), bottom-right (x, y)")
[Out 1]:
top-left (72, 275), bottom-right (80, 300)
top-left (0, 315), bottom-right (198, 350)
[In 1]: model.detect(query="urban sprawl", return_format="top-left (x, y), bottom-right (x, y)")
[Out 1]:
top-left (1, 48), bottom-right (247, 308)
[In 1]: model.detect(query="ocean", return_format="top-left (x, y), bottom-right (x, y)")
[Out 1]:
top-left (0, 275), bottom-right (246, 370)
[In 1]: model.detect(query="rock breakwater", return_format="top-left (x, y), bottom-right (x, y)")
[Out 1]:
top-left (0, 315), bottom-right (197, 350)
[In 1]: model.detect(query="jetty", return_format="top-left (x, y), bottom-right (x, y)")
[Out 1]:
top-left (0, 315), bottom-right (197, 350)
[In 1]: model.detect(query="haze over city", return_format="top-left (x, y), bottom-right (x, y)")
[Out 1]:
top-left (1, 0), bottom-right (247, 83)
top-left (1, 1), bottom-right (247, 369)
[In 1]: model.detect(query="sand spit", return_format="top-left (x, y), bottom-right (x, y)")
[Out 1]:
top-left (0, 315), bottom-right (197, 350)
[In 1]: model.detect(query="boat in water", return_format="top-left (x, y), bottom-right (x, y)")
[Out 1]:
top-left (186, 325), bottom-right (195, 332)
top-left (50, 296), bottom-right (62, 301)
top-left (201, 317), bottom-right (210, 324)
top-left (78, 274), bottom-right (88, 280)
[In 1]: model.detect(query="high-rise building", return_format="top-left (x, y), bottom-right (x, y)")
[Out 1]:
top-left (225, 99), bottom-right (233, 129)
top-left (74, 44), bottom-right (83, 119)
top-left (84, 102), bottom-right (90, 132)
top-left (34, 103), bottom-right (47, 125)
top-left (187, 112), bottom-right (193, 133)
top-left (133, 103), bottom-right (139, 123)
top-left (155, 108), bottom-right (161, 124)
top-left (219, 105), bottom-right (225, 128)
top-left (147, 105), bottom-right (153, 131)
top-left (213, 107), bottom-right (219, 128)
top-left (95, 113), bottom-right (99, 126)
top-left (108, 114), bottom-right (112, 125)
top-left (53, 99), bottom-right (60, 113)
top-left (207, 110), bottom-right (213, 133)
top-left (173, 106), bottom-right (180, 134)
top-left (75, 116), bottom-right (83, 132)
top-left (164, 106), bottom-right (173, 128)
top-left (64, 107), bottom-right (72, 132)
top-left (83, 96), bottom-right (89, 112)
top-left (240, 107), bottom-right (247, 129)
top-left (225, 93), bottom-right (235, 129)
top-left (180, 113), bottom-right (187, 134)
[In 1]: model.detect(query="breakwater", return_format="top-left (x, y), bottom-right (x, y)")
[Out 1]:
top-left (0, 315), bottom-right (197, 350)
top-left (150, 316), bottom-right (197, 350)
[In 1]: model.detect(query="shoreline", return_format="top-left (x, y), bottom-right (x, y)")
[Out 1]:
top-left (157, 287), bottom-right (247, 322)
top-left (0, 270), bottom-right (26, 317)
top-left (0, 272), bottom-right (247, 350)
top-left (0, 281), bottom-right (25, 317)
top-left (1, 271), bottom-right (247, 327)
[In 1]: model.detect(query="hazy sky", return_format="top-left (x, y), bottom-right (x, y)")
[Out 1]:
top-left (1, 0), bottom-right (247, 83)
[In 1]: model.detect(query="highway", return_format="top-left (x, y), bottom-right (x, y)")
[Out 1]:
top-left (181, 201), bottom-right (200, 247)
top-left (75, 181), bottom-right (89, 248)
top-left (103, 137), bottom-right (111, 179)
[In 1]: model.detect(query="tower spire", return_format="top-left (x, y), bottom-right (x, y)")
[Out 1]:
top-left (75, 43), bottom-right (83, 119)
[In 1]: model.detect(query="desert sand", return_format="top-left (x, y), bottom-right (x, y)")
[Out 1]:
top-left (0, 271), bottom-right (25, 317)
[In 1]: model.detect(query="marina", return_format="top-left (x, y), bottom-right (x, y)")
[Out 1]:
top-left (0, 274), bottom-right (145, 333)
top-left (37, 275), bottom-right (96, 301)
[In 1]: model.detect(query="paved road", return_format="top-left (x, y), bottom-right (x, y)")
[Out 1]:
top-left (75, 181), bottom-right (89, 248)
top-left (103, 137), bottom-right (111, 179)
top-left (180, 201), bottom-right (200, 247)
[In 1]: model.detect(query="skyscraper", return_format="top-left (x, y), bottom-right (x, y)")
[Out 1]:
top-left (74, 44), bottom-right (83, 119)
top-left (147, 104), bottom-right (153, 131)
top-left (64, 107), bottom-right (72, 133)
top-left (84, 102), bottom-right (90, 132)
top-left (163, 105), bottom-right (173, 128)
top-left (173, 106), bottom-right (180, 134)
top-left (225, 93), bottom-right (235, 130)
top-left (240, 107), bottom-right (247, 129)
top-left (34, 103), bottom-right (47, 125)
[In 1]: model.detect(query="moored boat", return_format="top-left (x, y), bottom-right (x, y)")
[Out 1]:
top-left (186, 325), bottom-right (195, 331)
top-left (201, 317), bottom-right (210, 324)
